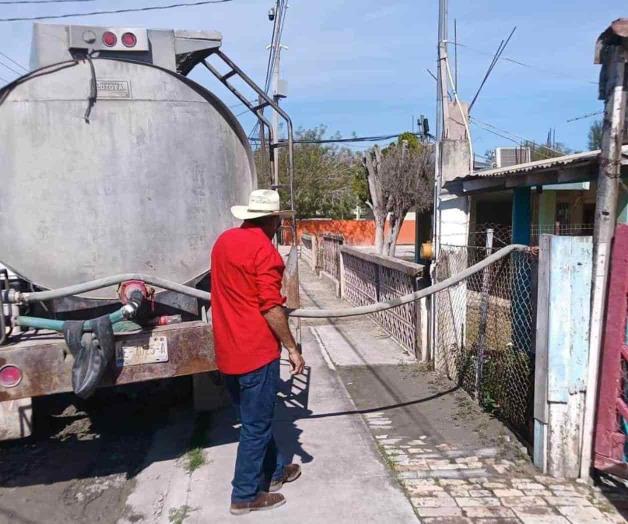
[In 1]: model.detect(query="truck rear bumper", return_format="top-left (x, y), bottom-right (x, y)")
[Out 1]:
top-left (0, 321), bottom-right (216, 401)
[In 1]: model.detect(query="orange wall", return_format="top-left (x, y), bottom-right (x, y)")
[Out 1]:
top-left (284, 219), bottom-right (415, 246)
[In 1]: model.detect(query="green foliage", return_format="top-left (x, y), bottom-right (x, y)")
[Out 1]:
top-left (184, 447), bottom-right (205, 473)
top-left (256, 125), bottom-right (364, 219)
top-left (588, 119), bottom-right (603, 150)
top-left (397, 132), bottom-right (421, 151)
top-left (168, 506), bottom-right (195, 524)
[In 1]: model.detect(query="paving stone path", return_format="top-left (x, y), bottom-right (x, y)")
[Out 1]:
top-left (299, 260), bottom-right (628, 524)
top-left (366, 412), bottom-right (627, 523)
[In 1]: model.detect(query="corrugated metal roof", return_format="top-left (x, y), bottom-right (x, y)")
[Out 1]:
top-left (458, 145), bottom-right (628, 181)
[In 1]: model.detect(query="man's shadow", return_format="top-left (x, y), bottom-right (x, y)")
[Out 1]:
top-left (207, 359), bottom-right (314, 466)
top-left (273, 360), bottom-right (314, 465)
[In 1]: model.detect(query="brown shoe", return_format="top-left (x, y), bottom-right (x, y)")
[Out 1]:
top-left (230, 492), bottom-right (286, 515)
top-left (269, 464), bottom-right (302, 492)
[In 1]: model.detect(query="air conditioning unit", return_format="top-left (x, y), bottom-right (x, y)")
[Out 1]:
top-left (495, 147), bottom-right (531, 168)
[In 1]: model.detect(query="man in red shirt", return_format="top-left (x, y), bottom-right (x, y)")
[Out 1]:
top-left (211, 189), bottom-right (305, 516)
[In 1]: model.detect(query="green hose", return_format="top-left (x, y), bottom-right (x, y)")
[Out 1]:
top-left (16, 308), bottom-right (126, 332)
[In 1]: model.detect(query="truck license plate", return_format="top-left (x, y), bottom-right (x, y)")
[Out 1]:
top-left (115, 336), bottom-right (169, 367)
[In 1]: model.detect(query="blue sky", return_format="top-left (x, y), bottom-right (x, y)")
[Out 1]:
top-left (0, 0), bottom-right (622, 156)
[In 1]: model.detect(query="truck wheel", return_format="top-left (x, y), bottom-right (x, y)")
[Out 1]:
top-left (193, 371), bottom-right (231, 412)
top-left (0, 398), bottom-right (33, 441)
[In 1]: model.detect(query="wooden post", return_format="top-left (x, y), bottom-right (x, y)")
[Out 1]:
top-left (475, 228), bottom-right (494, 401)
top-left (580, 32), bottom-right (628, 479)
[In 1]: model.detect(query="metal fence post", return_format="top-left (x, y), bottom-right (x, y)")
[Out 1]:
top-left (475, 228), bottom-right (494, 401)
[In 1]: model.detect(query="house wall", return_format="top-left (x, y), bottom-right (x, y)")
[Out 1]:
top-left (283, 217), bottom-right (417, 246)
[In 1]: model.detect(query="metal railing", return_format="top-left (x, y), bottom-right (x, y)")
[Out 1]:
top-left (434, 240), bottom-right (537, 442)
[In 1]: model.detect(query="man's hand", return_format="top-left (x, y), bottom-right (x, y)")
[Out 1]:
top-left (262, 306), bottom-right (304, 374)
top-left (287, 345), bottom-right (305, 375)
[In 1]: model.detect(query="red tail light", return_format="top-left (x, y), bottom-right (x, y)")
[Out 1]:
top-left (121, 32), bottom-right (137, 48)
top-left (102, 31), bottom-right (117, 47)
top-left (0, 365), bottom-right (22, 388)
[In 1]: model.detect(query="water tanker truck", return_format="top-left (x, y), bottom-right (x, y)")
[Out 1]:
top-left (0, 23), bottom-right (295, 440)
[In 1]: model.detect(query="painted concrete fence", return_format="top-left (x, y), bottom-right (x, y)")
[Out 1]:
top-left (300, 234), bottom-right (429, 359)
top-left (341, 246), bottom-right (430, 360)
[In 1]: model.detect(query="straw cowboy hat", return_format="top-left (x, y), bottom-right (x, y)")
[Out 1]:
top-left (231, 189), bottom-right (294, 220)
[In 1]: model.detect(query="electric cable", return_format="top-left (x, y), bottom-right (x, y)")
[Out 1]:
top-left (0, 0), bottom-right (95, 3)
top-left (0, 57), bottom-right (22, 76)
top-left (470, 116), bottom-right (566, 157)
top-left (450, 41), bottom-right (597, 86)
top-left (249, 131), bottom-right (434, 145)
top-left (0, 0), bottom-right (234, 22)
top-left (566, 110), bottom-right (603, 123)
top-left (0, 50), bottom-right (27, 72)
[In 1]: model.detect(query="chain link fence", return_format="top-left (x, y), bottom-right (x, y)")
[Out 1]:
top-left (467, 223), bottom-right (595, 248)
top-left (434, 241), bottom-right (537, 442)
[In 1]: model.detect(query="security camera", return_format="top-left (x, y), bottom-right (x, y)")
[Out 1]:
top-left (268, 7), bottom-right (276, 21)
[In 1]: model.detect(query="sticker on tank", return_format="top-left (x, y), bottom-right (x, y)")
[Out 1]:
top-left (96, 79), bottom-right (131, 98)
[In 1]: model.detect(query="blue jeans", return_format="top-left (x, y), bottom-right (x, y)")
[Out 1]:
top-left (223, 358), bottom-right (287, 503)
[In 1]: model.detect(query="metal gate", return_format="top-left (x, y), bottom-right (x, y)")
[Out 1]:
top-left (593, 224), bottom-right (628, 478)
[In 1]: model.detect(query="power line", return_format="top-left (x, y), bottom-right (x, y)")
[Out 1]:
top-left (450, 41), bottom-right (598, 86)
top-left (0, 73), bottom-right (9, 83)
top-left (0, 0), bottom-right (234, 22)
top-left (0, 0), bottom-right (94, 3)
top-left (468, 26), bottom-right (516, 112)
top-left (470, 116), bottom-right (566, 155)
top-left (0, 57), bottom-right (22, 76)
top-left (0, 50), bottom-right (27, 72)
top-left (250, 131), bottom-right (432, 145)
top-left (470, 119), bottom-right (565, 160)
top-left (566, 110), bottom-right (603, 123)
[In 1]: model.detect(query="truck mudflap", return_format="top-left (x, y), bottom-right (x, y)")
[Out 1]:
top-left (0, 321), bottom-right (216, 402)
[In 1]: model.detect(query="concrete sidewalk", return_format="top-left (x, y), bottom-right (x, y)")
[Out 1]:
top-left (297, 263), bottom-right (628, 524)
top-left (121, 293), bottom-right (417, 523)
top-left (121, 262), bottom-right (626, 524)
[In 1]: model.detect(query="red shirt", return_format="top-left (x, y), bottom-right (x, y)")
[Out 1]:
top-left (210, 223), bottom-right (286, 375)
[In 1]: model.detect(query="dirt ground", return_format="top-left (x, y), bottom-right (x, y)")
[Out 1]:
top-left (0, 378), bottom-right (195, 524)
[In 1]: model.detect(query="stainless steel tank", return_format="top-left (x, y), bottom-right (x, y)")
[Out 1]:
top-left (0, 58), bottom-right (256, 299)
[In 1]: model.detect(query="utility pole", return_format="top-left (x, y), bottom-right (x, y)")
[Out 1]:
top-left (579, 20), bottom-right (628, 480)
top-left (268, 0), bottom-right (288, 188)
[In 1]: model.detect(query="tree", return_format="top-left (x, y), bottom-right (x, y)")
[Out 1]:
top-left (256, 126), bottom-right (363, 219)
top-left (588, 119), bottom-right (603, 150)
top-left (362, 136), bottom-right (435, 256)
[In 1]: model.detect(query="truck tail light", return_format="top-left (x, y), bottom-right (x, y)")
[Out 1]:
top-left (0, 365), bottom-right (22, 388)
top-left (121, 32), bottom-right (137, 48)
top-left (102, 31), bottom-right (117, 47)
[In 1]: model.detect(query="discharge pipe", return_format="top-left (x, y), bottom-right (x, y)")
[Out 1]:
top-left (3, 273), bottom-right (211, 304)
top-left (289, 244), bottom-right (530, 318)
top-left (4, 244), bottom-right (529, 321)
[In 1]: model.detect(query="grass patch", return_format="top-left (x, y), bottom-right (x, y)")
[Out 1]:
top-left (184, 447), bottom-right (205, 473)
top-left (182, 412), bottom-right (212, 474)
top-left (168, 505), bottom-right (195, 524)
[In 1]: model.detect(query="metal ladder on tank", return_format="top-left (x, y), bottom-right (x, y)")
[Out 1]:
top-left (200, 50), bottom-right (300, 327)
top-left (201, 50), bottom-right (294, 205)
